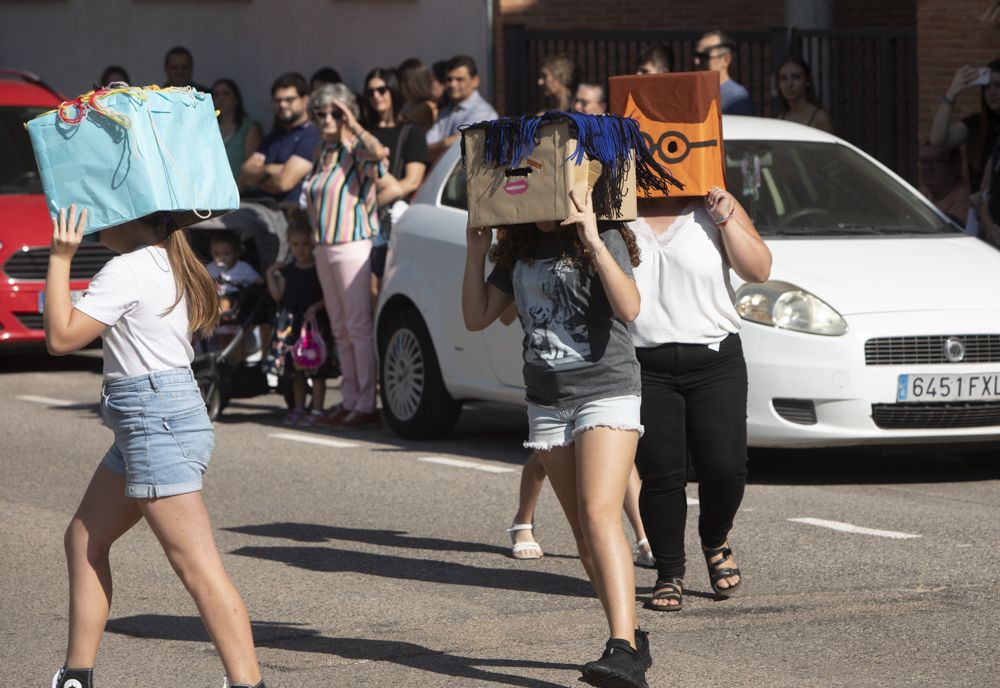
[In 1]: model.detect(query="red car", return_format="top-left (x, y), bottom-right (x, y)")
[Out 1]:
top-left (0, 69), bottom-right (114, 348)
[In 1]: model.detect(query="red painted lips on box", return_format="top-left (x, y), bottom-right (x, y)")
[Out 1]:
top-left (503, 179), bottom-right (529, 195)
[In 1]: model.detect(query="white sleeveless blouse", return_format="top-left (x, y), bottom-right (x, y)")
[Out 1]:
top-left (628, 204), bottom-right (741, 347)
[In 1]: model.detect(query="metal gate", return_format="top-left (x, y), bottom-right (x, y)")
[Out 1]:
top-left (502, 26), bottom-right (917, 182)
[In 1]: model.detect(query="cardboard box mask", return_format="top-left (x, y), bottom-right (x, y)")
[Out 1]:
top-left (609, 72), bottom-right (726, 197)
top-left (462, 119), bottom-right (636, 228)
top-left (26, 84), bottom-right (238, 238)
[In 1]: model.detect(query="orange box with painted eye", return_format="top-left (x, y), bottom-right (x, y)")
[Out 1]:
top-left (609, 71), bottom-right (725, 197)
top-left (462, 120), bottom-right (636, 228)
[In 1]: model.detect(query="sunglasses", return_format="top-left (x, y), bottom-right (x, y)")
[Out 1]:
top-left (366, 85), bottom-right (389, 97)
top-left (693, 44), bottom-right (734, 62)
top-left (315, 110), bottom-right (344, 121)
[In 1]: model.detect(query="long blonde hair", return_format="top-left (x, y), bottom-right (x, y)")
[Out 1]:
top-left (163, 228), bottom-right (219, 337)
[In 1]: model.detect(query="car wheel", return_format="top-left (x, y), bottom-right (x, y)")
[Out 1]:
top-left (379, 308), bottom-right (461, 438)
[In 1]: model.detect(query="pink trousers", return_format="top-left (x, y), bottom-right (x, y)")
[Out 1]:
top-left (314, 241), bottom-right (376, 413)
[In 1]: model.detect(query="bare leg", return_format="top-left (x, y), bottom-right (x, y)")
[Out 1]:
top-left (138, 492), bottom-right (261, 685)
top-left (64, 465), bottom-right (143, 667)
top-left (623, 465), bottom-right (652, 566)
top-left (310, 375), bottom-right (327, 412)
top-left (576, 428), bottom-right (639, 646)
top-left (536, 446), bottom-right (598, 589)
top-left (291, 375), bottom-right (307, 410)
top-left (511, 452), bottom-right (547, 550)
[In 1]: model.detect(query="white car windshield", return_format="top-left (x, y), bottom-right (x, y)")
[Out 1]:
top-left (724, 141), bottom-right (958, 237)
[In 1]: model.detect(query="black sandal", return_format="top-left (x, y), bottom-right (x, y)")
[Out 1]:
top-left (703, 544), bottom-right (743, 598)
top-left (646, 577), bottom-right (684, 612)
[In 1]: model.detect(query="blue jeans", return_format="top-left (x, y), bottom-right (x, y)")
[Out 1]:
top-left (100, 368), bottom-right (214, 498)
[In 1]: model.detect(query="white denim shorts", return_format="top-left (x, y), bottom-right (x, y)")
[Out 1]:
top-left (524, 394), bottom-right (644, 451)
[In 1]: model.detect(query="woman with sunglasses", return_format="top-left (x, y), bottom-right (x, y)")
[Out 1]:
top-left (360, 68), bottom-right (429, 291)
top-left (303, 83), bottom-right (388, 430)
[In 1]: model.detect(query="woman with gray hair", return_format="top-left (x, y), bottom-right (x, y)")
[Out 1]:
top-left (302, 83), bottom-right (388, 429)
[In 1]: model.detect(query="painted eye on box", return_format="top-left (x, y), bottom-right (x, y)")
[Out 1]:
top-left (645, 130), bottom-right (719, 165)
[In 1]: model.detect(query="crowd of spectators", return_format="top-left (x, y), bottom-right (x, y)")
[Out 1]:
top-left (93, 37), bottom-right (999, 425)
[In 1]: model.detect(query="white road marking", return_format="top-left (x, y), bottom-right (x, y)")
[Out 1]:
top-left (17, 394), bottom-right (77, 407)
top-left (417, 456), bottom-right (516, 474)
top-left (268, 432), bottom-right (358, 449)
top-left (788, 517), bottom-right (921, 540)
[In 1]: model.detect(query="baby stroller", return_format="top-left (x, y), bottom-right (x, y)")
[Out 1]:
top-left (192, 282), bottom-right (273, 420)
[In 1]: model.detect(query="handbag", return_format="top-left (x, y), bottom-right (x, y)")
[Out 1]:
top-left (291, 313), bottom-right (328, 374)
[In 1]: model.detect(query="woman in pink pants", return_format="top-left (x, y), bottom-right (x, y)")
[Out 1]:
top-left (302, 83), bottom-right (387, 429)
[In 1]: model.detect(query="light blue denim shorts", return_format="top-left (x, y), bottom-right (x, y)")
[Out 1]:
top-left (100, 368), bottom-right (214, 499)
top-left (524, 394), bottom-right (644, 451)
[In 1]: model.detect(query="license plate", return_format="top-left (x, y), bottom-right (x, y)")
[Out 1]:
top-left (37, 290), bottom-right (84, 314)
top-left (896, 373), bottom-right (1000, 402)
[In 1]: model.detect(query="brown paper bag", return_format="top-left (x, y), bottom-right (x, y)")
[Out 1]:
top-left (463, 120), bottom-right (636, 228)
top-left (609, 72), bottom-right (725, 197)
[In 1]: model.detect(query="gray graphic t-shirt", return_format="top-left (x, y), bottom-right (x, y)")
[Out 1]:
top-left (488, 226), bottom-right (641, 409)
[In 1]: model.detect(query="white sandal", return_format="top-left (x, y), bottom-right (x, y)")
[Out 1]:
top-left (507, 522), bottom-right (544, 560)
top-left (633, 537), bottom-right (656, 568)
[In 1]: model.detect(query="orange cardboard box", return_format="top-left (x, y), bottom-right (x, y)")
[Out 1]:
top-left (609, 72), bottom-right (725, 197)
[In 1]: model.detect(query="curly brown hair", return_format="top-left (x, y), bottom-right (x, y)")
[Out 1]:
top-left (492, 221), bottom-right (640, 272)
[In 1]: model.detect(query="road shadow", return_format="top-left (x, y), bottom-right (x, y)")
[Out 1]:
top-left (230, 544), bottom-right (593, 598)
top-left (220, 397), bottom-right (532, 466)
top-left (223, 522), bottom-right (577, 560)
top-left (0, 350), bottom-right (103, 375)
top-left (746, 446), bottom-right (1000, 486)
top-left (106, 614), bottom-right (578, 687)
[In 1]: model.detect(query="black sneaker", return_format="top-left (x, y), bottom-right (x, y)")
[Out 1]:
top-left (580, 638), bottom-right (649, 688)
top-left (226, 682), bottom-right (266, 688)
top-left (51, 667), bottom-right (93, 688)
top-left (635, 629), bottom-right (652, 669)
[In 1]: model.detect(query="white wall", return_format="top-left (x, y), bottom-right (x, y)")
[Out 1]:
top-left (0, 0), bottom-right (493, 126)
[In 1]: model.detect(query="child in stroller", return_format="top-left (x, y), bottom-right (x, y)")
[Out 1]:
top-left (265, 219), bottom-right (337, 426)
top-left (192, 230), bottom-right (272, 420)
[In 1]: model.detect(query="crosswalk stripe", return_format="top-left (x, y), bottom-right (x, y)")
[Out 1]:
top-left (17, 394), bottom-right (77, 407)
top-left (788, 517), bottom-right (920, 540)
top-left (268, 432), bottom-right (358, 449)
top-left (417, 456), bottom-right (517, 474)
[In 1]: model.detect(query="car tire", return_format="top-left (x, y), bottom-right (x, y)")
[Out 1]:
top-left (379, 308), bottom-right (462, 438)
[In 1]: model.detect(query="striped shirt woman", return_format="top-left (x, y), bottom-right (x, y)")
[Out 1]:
top-left (304, 140), bottom-right (384, 244)
top-left (304, 83), bottom-right (388, 429)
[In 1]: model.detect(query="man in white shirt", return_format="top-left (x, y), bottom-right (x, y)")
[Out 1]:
top-left (426, 55), bottom-right (498, 161)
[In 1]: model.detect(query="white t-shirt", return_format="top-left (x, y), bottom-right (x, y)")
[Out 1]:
top-left (75, 246), bottom-right (194, 380)
top-left (206, 260), bottom-right (260, 295)
top-left (628, 205), bottom-right (741, 347)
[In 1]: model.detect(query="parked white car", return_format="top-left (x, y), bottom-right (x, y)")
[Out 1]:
top-left (375, 117), bottom-right (1000, 449)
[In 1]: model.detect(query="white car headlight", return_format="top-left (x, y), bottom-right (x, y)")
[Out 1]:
top-left (735, 280), bottom-right (847, 336)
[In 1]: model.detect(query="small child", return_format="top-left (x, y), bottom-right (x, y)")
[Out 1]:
top-left (266, 221), bottom-right (330, 426)
top-left (206, 229), bottom-right (262, 310)
top-left (205, 230), bottom-right (262, 357)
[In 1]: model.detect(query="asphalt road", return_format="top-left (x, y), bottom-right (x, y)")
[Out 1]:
top-left (3, 352), bottom-right (999, 687)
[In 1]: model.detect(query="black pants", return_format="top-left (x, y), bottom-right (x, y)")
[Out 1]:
top-left (635, 334), bottom-right (749, 581)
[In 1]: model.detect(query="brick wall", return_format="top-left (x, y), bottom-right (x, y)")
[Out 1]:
top-left (835, 0), bottom-right (916, 27)
top-left (917, 0), bottom-right (998, 155)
